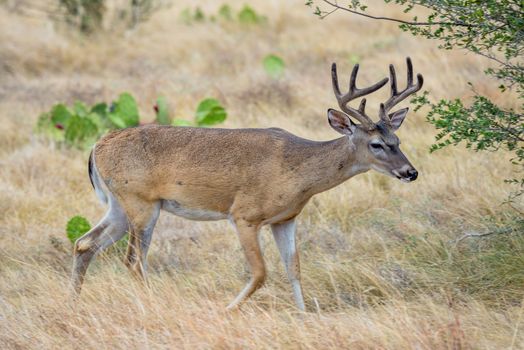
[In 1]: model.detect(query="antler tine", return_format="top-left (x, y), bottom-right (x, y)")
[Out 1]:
top-left (358, 98), bottom-right (367, 113)
top-left (406, 56), bottom-right (413, 86)
top-left (389, 64), bottom-right (398, 96)
top-left (349, 64), bottom-right (359, 95)
top-left (379, 103), bottom-right (391, 127)
top-left (331, 63), bottom-right (342, 98)
top-left (331, 62), bottom-right (389, 130)
top-left (383, 57), bottom-right (424, 113)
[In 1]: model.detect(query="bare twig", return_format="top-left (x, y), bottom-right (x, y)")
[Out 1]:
top-left (474, 50), bottom-right (523, 71)
top-left (319, 6), bottom-right (339, 19)
top-left (453, 226), bottom-right (519, 244)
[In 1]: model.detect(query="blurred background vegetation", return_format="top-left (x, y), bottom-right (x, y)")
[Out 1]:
top-left (0, 0), bottom-right (168, 33)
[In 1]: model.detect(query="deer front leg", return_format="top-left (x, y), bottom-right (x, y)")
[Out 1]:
top-left (271, 218), bottom-right (305, 311)
top-left (227, 219), bottom-right (266, 310)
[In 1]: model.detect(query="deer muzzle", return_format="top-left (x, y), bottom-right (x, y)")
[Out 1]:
top-left (392, 166), bottom-right (418, 183)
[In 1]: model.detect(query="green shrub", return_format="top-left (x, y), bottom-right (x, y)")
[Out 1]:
top-left (107, 93), bottom-right (140, 129)
top-left (128, 0), bottom-right (167, 29)
top-left (179, 6), bottom-right (205, 24)
top-left (36, 92), bottom-right (140, 149)
top-left (195, 98), bottom-right (227, 126)
top-left (154, 96), bottom-right (171, 125)
top-left (54, 0), bottom-right (166, 34)
top-left (65, 113), bottom-right (99, 149)
top-left (66, 215), bottom-right (91, 244)
top-left (37, 94), bottom-right (227, 148)
top-left (172, 98), bottom-right (227, 127)
top-left (180, 4), bottom-right (266, 25)
top-left (171, 119), bottom-right (193, 127)
top-left (218, 4), bottom-right (232, 21)
top-left (58, 0), bottom-right (105, 34)
top-left (237, 5), bottom-right (265, 24)
top-left (263, 54), bottom-right (285, 79)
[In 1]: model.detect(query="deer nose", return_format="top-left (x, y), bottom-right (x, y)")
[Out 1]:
top-left (407, 169), bottom-right (418, 181)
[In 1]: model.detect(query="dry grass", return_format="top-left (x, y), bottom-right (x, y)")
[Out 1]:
top-left (0, 1), bottom-right (523, 349)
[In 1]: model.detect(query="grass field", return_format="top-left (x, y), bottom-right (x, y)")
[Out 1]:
top-left (0, 1), bottom-right (523, 349)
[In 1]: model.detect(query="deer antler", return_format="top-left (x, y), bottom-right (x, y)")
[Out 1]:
top-left (379, 57), bottom-right (424, 127)
top-left (331, 62), bottom-right (389, 131)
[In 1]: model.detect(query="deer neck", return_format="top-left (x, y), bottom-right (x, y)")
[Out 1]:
top-left (298, 137), bottom-right (368, 196)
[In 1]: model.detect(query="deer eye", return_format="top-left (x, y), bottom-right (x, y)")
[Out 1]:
top-left (370, 142), bottom-right (383, 150)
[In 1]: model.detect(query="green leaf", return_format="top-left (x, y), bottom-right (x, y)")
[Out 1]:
top-left (172, 118), bottom-right (193, 126)
top-left (86, 112), bottom-right (108, 134)
top-left (108, 113), bottom-right (127, 129)
top-left (90, 103), bottom-right (108, 117)
top-left (155, 96), bottom-right (171, 125)
top-left (36, 112), bottom-right (65, 141)
top-left (197, 106), bottom-right (227, 126)
top-left (263, 54), bottom-right (285, 79)
top-left (89, 103), bottom-right (113, 130)
top-left (66, 216), bottom-right (91, 244)
top-left (65, 114), bottom-right (99, 149)
top-left (195, 98), bottom-right (227, 126)
top-left (50, 104), bottom-right (73, 127)
top-left (195, 98), bottom-right (220, 115)
top-left (109, 93), bottom-right (140, 128)
top-left (74, 101), bottom-right (89, 117)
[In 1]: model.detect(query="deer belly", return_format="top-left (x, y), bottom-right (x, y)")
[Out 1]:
top-left (161, 199), bottom-right (228, 221)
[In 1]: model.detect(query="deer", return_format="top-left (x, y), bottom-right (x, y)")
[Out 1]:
top-left (71, 57), bottom-right (423, 311)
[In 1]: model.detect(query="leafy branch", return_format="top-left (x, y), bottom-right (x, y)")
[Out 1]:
top-left (317, 0), bottom-right (471, 26)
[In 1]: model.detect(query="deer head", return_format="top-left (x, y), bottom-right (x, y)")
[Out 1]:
top-left (328, 57), bottom-right (423, 182)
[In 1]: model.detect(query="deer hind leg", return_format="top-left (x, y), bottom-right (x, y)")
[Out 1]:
top-left (71, 202), bottom-right (128, 295)
top-left (121, 198), bottom-right (160, 284)
top-left (271, 218), bottom-right (305, 311)
top-left (226, 219), bottom-right (266, 310)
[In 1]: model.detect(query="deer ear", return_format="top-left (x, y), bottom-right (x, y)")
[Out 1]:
top-left (388, 107), bottom-right (409, 131)
top-left (327, 109), bottom-right (356, 135)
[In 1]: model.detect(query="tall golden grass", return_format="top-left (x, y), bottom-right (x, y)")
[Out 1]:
top-left (0, 1), bottom-right (522, 349)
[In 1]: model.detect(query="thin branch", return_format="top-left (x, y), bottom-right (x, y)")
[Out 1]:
top-left (474, 50), bottom-right (519, 70)
top-left (453, 226), bottom-right (519, 244)
top-left (322, 0), bottom-right (474, 27)
top-left (319, 6), bottom-right (339, 19)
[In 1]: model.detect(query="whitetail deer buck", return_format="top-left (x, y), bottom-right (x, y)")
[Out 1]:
top-left (71, 57), bottom-right (423, 311)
